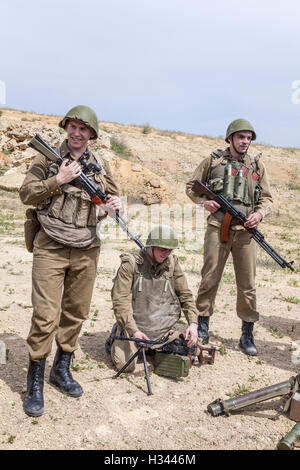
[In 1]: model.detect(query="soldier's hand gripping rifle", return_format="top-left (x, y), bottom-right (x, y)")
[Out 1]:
top-left (192, 179), bottom-right (294, 271)
top-left (28, 134), bottom-right (145, 251)
top-left (112, 334), bottom-right (171, 395)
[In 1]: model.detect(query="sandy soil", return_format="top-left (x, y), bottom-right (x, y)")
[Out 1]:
top-left (0, 110), bottom-right (299, 451)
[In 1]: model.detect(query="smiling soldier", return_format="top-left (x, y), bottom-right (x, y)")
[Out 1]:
top-left (186, 119), bottom-right (273, 356)
top-left (19, 105), bottom-right (121, 417)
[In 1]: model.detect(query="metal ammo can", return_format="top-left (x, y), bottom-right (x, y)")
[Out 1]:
top-left (154, 352), bottom-right (190, 378)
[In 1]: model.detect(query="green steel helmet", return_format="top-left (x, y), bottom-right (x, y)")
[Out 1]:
top-left (146, 225), bottom-right (178, 249)
top-left (225, 118), bottom-right (256, 143)
top-left (59, 105), bottom-right (99, 139)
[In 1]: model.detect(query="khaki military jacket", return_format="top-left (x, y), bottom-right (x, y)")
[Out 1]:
top-left (186, 147), bottom-right (273, 229)
top-left (111, 250), bottom-right (198, 337)
top-left (19, 139), bottom-right (119, 249)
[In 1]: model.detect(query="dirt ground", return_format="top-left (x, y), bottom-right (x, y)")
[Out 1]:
top-left (0, 110), bottom-right (299, 451)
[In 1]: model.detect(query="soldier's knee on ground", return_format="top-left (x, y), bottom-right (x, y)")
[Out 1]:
top-left (110, 342), bottom-right (138, 373)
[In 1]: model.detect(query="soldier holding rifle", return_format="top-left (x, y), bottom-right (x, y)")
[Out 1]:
top-left (186, 119), bottom-right (273, 356)
top-left (19, 105), bottom-right (121, 417)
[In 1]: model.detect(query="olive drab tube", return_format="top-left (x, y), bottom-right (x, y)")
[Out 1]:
top-left (207, 379), bottom-right (294, 417)
top-left (277, 421), bottom-right (300, 450)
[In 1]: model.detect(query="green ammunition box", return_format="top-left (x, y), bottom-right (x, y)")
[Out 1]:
top-left (154, 352), bottom-right (190, 378)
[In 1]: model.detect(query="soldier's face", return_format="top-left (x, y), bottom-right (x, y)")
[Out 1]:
top-left (230, 131), bottom-right (252, 154)
top-left (66, 119), bottom-right (93, 151)
top-left (151, 247), bottom-right (172, 264)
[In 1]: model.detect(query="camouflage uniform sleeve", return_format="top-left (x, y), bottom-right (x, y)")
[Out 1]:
top-left (111, 256), bottom-right (138, 337)
top-left (255, 159), bottom-right (273, 220)
top-left (186, 157), bottom-right (211, 204)
top-left (19, 154), bottom-right (62, 206)
top-left (173, 257), bottom-right (198, 325)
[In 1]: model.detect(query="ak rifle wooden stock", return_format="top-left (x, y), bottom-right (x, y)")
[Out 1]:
top-left (193, 179), bottom-right (294, 271)
top-left (28, 134), bottom-right (145, 251)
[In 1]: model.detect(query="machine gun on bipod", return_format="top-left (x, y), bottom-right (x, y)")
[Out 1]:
top-left (112, 334), bottom-right (171, 396)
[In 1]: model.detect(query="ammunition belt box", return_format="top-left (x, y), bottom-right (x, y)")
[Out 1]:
top-left (154, 352), bottom-right (190, 378)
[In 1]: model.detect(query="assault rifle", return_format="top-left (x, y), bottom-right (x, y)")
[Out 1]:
top-left (112, 334), bottom-right (171, 395)
top-left (192, 179), bottom-right (295, 271)
top-left (28, 134), bottom-right (145, 250)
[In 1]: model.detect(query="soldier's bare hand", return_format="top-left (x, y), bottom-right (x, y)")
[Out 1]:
top-left (132, 330), bottom-right (150, 349)
top-left (56, 159), bottom-right (82, 185)
top-left (103, 194), bottom-right (122, 213)
top-left (244, 212), bottom-right (262, 229)
top-left (133, 331), bottom-right (150, 341)
top-left (204, 200), bottom-right (221, 213)
top-left (185, 323), bottom-right (198, 347)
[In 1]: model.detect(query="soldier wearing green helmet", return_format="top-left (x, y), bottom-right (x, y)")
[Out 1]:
top-left (19, 105), bottom-right (121, 417)
top-left (186, 119), bottom-right (273, 356)
top-left (225, 118), bottom-right (257, 143)
top-left (106, 224), bottom-right (198, 372)
top-left (58, 104), bottom-right (99, 139)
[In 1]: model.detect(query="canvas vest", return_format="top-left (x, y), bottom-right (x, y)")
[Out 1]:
top-left (36, 146), bottom-right (107, 248)
top-left (120, 251), bottom-right (182, 340)
top-left (207, 149), bottom-right (262, 221)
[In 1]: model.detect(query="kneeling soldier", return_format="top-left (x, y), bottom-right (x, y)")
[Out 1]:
top-left (107, 225), bottom-right (198, 373)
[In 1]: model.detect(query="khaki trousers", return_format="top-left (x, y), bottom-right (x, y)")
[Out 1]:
top-left (28, 245), bottom-right (100, 360)
top-left (196, 224), bottom-right (259, 322)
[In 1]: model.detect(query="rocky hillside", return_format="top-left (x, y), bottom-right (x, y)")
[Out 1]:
top-left (1, 108), bottom-right (300, 204)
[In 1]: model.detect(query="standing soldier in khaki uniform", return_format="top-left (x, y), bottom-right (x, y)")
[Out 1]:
top-left (19, 105), bottom-right (121, 417)
top-left (106, 225), bottom-right (198, 372)
top-left (186, 119), bottom-right (273, 356)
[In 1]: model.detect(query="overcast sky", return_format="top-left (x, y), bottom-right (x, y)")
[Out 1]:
top-left (1, 0), bottom-right (300, 148)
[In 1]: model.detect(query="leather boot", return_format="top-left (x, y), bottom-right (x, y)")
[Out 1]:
top-left (198, 316), bottom-right (210, 344)
top-left (239, 321), bottom-right (258, 356)
top-left (49, 347), bottom-right (83, 397)
top-left (24, 357), bottom-right (45, 417)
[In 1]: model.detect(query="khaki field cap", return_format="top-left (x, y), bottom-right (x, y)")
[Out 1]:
top-left (225, 119), bottom-right (256, 143)
top-left (59, 105), bottom-right (99, 139)
top-left (146, 224), bottom-right (179, 249)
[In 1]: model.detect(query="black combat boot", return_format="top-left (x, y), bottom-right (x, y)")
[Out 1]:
top-left (239, 321), bottom-right (258, 356)
top-left (24, 357), bottom-right (46, 417)
top-left (198, 316), bottom-right (210, 344)
top-left (49, 347), bottom-right (83, 397)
